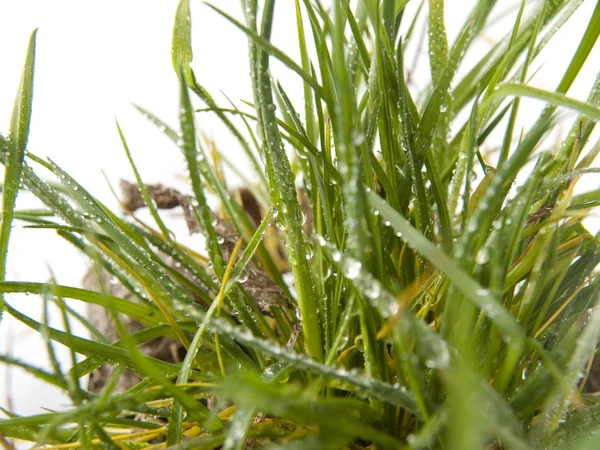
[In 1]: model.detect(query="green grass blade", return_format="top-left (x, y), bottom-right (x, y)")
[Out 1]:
top-left (4, 302), bottom-right (210, 381)
top-left (172, 0), bottom-right (192, 74)
top-left (178, 74), bottom-right (224, 275)
top-left (550, 403), bottom-right (600, 450)
top-left (244, 0), bottom-right (322, 361)
top-left (222, 404), bottom-right (255, 450)
top-left (109, 308), bottom-right (219, 431)
top-left (197, 314), bottom-right (420, 413)
top-left (532, 305), bottom-right (600, 447)
top-left (206, 3), bottom-right (325, 100)
top-left (225, 207), bottom-right (272, 292)
top-left (0, 29), bottom-right (37, 322)
top-left (555, 0), bottom-right (600, 95)
top-left (492, 82), bottom-right (600, 122)
top-left (0, 355), bottom-right (69, 391)
top-left (0, 281), bottom-right (161, 326)
top-left (368, 190), bottom-right (525, 342)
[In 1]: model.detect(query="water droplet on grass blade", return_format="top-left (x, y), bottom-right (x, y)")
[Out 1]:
top-left (364, 283), bottom-right (380, 300)
top-left (238, 269), bottom-right (249, 283)
top-left (351, 130), bottom-right (365, 146)
top-left (303, 243), bottom-right (314, 260)
top-left (477, 288), bottom-right (491, 297)
top-left (342, 260), bottom-right (362, 280)
top-left (295, 204), bottom-right (306, 225)
top-left (476, 248), bottom-right (490, 264)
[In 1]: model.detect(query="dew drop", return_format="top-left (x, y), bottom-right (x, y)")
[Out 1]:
top-left (364, 283), bottom-right (380, 300)
top-left (475, 247), bottom-right (490, 265)
top-left (354, 335), bottom-right (365, 352)
top-left (303, 242), bottom-right (314, 260)
top-left (342, 260), bottom-right (362, 280)
top-left (351, 129), bottom-right (365, 146)
top-left (295, 204), bottom-right (307, 226)
top-left (477, 288), bottom-right (491, 297)
top-left (238, 269), bottom-right (249, 284)
top-left (323, 264), bottom-right (332, 280)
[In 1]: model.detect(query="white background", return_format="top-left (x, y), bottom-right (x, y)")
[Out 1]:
top-left (0, 0), bottom-right (599, 417)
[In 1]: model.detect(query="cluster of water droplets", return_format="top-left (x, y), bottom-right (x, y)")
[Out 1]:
top-left (272, 200), bottom-right (307, 232)
top-left (313, 234), bottom-right (398, 317)
top-left (411, 320), bottom-right (451, 370)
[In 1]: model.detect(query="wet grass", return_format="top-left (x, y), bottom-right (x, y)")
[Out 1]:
top-left (2, 0), bottom-right (600, 448)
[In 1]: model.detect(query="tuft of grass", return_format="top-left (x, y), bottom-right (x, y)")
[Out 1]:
top-left (2, 1), bottom-right (600, 448)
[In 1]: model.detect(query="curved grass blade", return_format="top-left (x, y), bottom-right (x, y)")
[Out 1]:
top-left (206, 3), bottom-right (325, 100)
top-left (0, 355), bottom-right (69, 392)
top-left (492, 83), bottom-right (600, 122)
top-left (0, 281), bottom-right (161, 326)
top-left (133, 104), bottom-right (180, 142)
top-left (192, 314), bottom-right (420, 414)
top-left (531, 305), bottom-right (600, 447)
top-left (0, 29), bottom-right (37, 323)
top-left (4, 302), bottom-right (211, 382)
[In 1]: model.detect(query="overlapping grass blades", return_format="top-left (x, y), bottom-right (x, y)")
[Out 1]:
top-left (1, 0), bottom-right (600, 448)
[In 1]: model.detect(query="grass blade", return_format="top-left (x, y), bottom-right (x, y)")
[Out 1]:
top-left (368, 190), bottom-right (525, 343)
top-left (492, 82), bottom-right (600, 122)
top-left (0, 29), bottom-right (37, 322)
